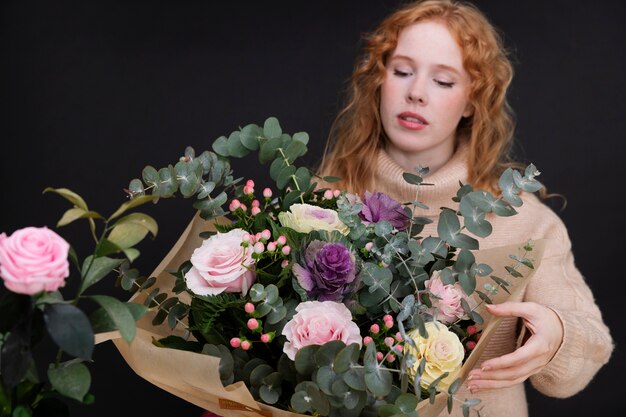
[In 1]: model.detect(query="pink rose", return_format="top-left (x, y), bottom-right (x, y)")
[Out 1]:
top-left (425, 273), bottom-right (473, 324)
top-left (0, 227), bottom-right (70, 295)
top-left (185, 228), bottom-right (255, 296)
top-left (282, 301), bottom-right (362, 360)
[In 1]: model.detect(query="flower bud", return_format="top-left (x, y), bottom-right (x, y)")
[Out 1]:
top-left (365, 242), bottom-right (374, 251)
top-left (467, 325), bottom-right (477, 335)
top-left (251, 199), bottom-right (260, 208)
top-left (244, 302), bottom-right (255, 314)
top-left (267, 241), bottom-right (277, 252)
top-left (246, 179), bottom-right (255, 187)
top-left (363, 336), bottom-right (374, 346)
top-left (247, 318), bottom-right (259, 331)
top-left (241, 340), bottom-right (251, 350)
top-left (281, 245), bottom-right (291, 256)
top-left (323, 190), bottom-right (333, 200)
top-left (253, 242), bottom-right (265, 254)
top-left (370, 324), bottom-right (380, 334)
top-left (242, 233), bottom-right (251, 243)
top-left (466, 341), bottom-right (477, 351)
top-left (243, 185), bottom-right (254, 195)
top-left (276, 235), bottom-right (287, 245)
top-left (229, 199), bottom-right (241, 212)
top-left (386, 354), bottom-right (396, 363)
top-left (230, 337), bottom-right (241, 348)
top-left (251, 207), bottom-right (261, 216)
top-left (395, 332), bottom-right (403, 342)
top-left (384, 337), bottom-right (395, 347)
top-left (239, 203), bottom-right (247, 213)
top-left (376, 351), bottom-right (384, 361)
top-left (262, 188), bottom-right (272, 198)
top-left (333, 189), bottom-right (340, 198)
top-left (261, 229), bottom-right (271, 241)
top-left (260, 333), bottom-right (272, 343)
top-left (281, 259), bottom-right (289, 268)
top-left (394, 344), bottom-right (404, 354)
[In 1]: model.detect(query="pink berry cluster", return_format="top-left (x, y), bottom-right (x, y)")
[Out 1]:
top-left (241, 229), bottom-right (290, 267)
top-left (228, 179), bottom-right (273, 217)
top-left (363, 314), bottom-right (403, 364)
top-left (321, 189), bottom-right (342, 201)
top-left (462, 324), bottom-right (481, 356)
top-left (229, 302), bottom-right (276, 351)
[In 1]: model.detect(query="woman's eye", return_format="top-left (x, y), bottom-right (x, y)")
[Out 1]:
top-left (434, 79), bottom-right (455, 88)
top-left (393, 69), bottom-right (411, 77)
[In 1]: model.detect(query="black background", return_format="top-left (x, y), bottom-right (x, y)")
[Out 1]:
top-left (1, 1), bottom-right (624, 416)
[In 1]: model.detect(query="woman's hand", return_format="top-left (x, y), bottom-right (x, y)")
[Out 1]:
top-left (466, 301), bottom-right (564, 393)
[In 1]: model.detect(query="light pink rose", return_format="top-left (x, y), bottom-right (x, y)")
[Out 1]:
top-left (425, 273), bottom-right (473, 324)
top-left (0, 227), bottom-right (70, 295)
top-left (282, 301), bottom-right (362, 360)
top-left (184, 228), bottom-right (255, 296)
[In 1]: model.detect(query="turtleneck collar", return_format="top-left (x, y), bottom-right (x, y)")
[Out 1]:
top-left (373, 142), bottom-right (470, 217)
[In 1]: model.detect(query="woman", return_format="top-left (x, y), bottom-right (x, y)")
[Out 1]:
top-left (319, 1), bottom-right (613, 416)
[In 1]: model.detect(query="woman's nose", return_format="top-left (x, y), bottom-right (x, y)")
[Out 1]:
top-left (407, 76), bottom-right (428, 105)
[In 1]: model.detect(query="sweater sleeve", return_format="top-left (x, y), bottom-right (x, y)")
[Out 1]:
top-left (524, 214), bottom-right (613, 398)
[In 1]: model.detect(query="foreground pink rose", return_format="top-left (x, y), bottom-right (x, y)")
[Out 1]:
top-left (282, 301), bottom-right (362, 360)
top-left (0, 227), bottom-right (70, 295)
top-left (425, 272), bottom-right (473, 324)
top-left (185, 228), bottom-right (255, 296)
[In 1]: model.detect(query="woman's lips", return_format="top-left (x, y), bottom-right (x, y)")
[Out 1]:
top-left (398, 112), bottom-right (428, 130)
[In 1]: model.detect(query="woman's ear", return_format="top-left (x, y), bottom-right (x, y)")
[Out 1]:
top-left (462, 103), bottom-right (474, 118)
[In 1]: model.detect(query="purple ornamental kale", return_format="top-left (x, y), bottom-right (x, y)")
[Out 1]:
top-left (359, 191), bottom-right (410, 230)
top-left (292, 240), bottom-right (357, 302)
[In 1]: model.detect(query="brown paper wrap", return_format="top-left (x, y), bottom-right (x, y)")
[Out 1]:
top-left (97, 213), bottom-right (545, 417)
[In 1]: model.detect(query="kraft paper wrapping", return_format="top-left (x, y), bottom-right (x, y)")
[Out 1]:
top-left (97, 213), bottom-right (545, 417)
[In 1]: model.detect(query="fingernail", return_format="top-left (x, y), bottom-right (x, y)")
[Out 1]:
top-left (467, 374), bottom-right (474, 381)
top-left (481, 365), bottom-right (491, 372)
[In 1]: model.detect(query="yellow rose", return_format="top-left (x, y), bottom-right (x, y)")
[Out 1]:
top-left (405, 321), bottom-right (464, 391)
top-left (278, 203), bottom-right (349, 235)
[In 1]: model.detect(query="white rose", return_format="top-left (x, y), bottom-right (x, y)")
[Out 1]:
top-left (405, 321), bottom-right (464, 391)
top-left (278, 203), bottom-right (349, 235)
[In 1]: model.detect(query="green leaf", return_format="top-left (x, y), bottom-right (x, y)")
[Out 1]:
top-left (11, 406), bottom-right (31, 417)
top-left (56, 208), bottom-right (102, 228)
top-left (460, 197), bottom-right (492, 238)
top-left (259, 137), bottom-right (282, 164)
top-left (395, 393), bottom-right (418, 414)
top-left (240, 124), bottom-right (262, 150)
top-left (44, 304), bottom-right (94, 360)
top-left (284, 140), bottom-right (306, 163)
top-left (291, 391), bottom-right (313, 413)
top-left (80, 256), bottom-right (125, 294)
top-left (108, 195), bottom-right (159, 221)
top-left (458, 272), bottom-right (476, 295)
top-left (127, 178), bottom-right (145, 197)
top-left (259, 384), bottom-right (280, 404)
top-left (250, 364), bottom-right (273, 387)
top-left (316, 340), bottom-right (345, 367)
top-left (212, 135), bottom-right (229, 156)
top-left (43, 188), bottom-right (88, 210)
top-left (87, 295), bottom-right (137, 343)
top-left (374, 220), bottom-right (393, 237)
top-left (438, 209), bottom-right (479, 250)
top-left (490, 198), bottom-right (517, 217)
top-left (48, 361), bottom-right (90, 402)
top-left (293, 167), bottom-right (312, 191)
top-left (498, 168), bottom-right (522, 207)
top-left (269, 157), bottom-right (289, 181)
top-left (293, 131), bottom-right (309, 145)
top-left (156, 165), bottom-right (178, 197)
top-left (263, 117), bottom-right (282, 139)
top-left (175, 159), bottom-right (202, 197)
top-left (276, 165), bottom-right (296, 189)
top-left (294, 345), bottom-right (320, 376)
top-left (108, 213), bottom-right (158, 249)
top-left (202, 344), bottom-right (234, 384)
top-left (322, 175), bottom-right (341, 183)
top-left (513, 166), bottom-right (543, 193)
top-left (402, 172), bottom-right (423, 186)
top-left (472, 263), bottom-right (493, 277)
top-left (505, 265), bottom-right (523, 278)
top-left (363, 343), bottom-right (392, 397)
top-left (90, 302), bottom-right (147, 333)
top-left (226, 131), bottom-right (249, 158)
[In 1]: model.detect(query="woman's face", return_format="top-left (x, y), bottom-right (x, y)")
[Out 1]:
top-left (380, 20), bottom-right (472, 172)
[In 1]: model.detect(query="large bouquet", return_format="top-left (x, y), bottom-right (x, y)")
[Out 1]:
top-left (104, 117), bottom-right (545, 417)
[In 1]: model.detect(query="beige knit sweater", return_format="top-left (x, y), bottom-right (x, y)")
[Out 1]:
top-left (372, 144), bottom-right (614, 417)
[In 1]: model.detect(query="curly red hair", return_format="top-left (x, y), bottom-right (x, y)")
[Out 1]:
top-left (319, 0), bottom-right (516, 195)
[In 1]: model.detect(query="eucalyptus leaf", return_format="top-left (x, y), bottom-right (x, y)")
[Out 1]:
top-left (226, 131), bottom-right (249, 158)
top-left (498, 168), bottom-right (522, 207)
top-left (295, 345), bottom-right (320, 376)
top-left (212, 135), bottom-right (229, 157)
top-left (240, 124), bottom-right (262, 150)
top-left (402, 172), bottom-right (423, 186)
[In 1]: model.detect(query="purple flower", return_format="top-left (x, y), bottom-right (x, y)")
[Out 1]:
top-left (359, 191), bottom-right (410, 230)
top-left (292, 240), bottom-right (357, 302)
